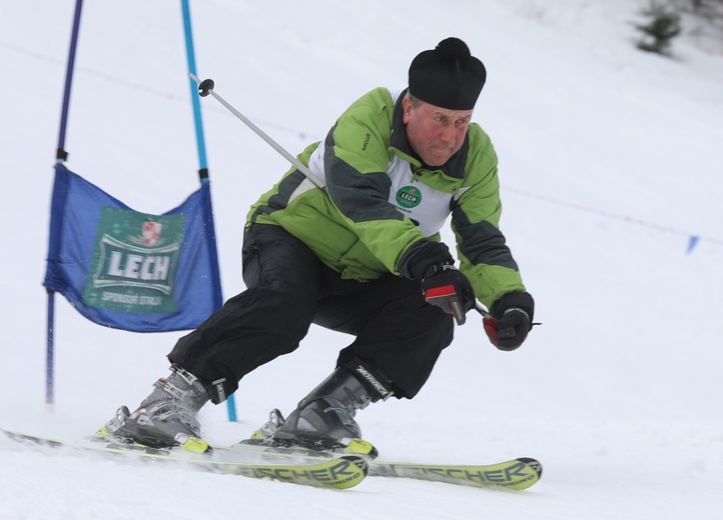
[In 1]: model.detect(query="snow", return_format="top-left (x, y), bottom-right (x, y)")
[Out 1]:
top-left (1, 0), bottom-right (722, 518)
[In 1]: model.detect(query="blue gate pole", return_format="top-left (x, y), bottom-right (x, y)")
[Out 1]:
top-left (46, 0), bottom-right (84, 411)
top-left (180, 0), bottom-right (237, 422)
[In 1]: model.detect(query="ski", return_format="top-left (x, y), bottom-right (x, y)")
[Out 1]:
top-left (367, 457), bottom-right (542, 490)
top-left (0, 428), bottom-right (367, 490)
top-left (2, 427), bottom-right (541, 490)
top-left (228, 442), bottom-right (543, 490)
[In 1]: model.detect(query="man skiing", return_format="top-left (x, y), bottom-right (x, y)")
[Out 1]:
top-left (101, 37), bottom-right (535, 455)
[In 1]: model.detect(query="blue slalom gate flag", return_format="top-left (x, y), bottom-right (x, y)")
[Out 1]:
top-left (43, 163), bottom-right (223, 332)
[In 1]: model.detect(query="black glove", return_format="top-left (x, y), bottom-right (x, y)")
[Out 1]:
top-left (483, 292), bottom-right (534, 351)
top-left (421, 264), bottom-right (475, 325)
top-left (404, 241), bottom-right (475, 325)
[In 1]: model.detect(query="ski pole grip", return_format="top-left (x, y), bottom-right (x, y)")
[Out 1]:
top-left (449, 298), bottom-right (466, 326)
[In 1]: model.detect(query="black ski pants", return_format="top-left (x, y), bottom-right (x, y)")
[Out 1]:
top-left (169, 224), bottom-right (454, 400)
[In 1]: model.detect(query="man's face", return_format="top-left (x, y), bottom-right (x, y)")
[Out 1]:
top-left (402, 96), bottom-right (473, 167)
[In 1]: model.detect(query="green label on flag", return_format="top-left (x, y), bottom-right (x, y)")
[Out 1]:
top-left (83, 207), bottom-right (185, 313)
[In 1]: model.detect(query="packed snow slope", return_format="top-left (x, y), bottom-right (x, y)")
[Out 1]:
top-left (1, 0), bottom-right (722, 518)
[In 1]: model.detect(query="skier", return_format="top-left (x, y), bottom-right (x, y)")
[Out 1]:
top-left (101, 37), bottom-right (535, 455)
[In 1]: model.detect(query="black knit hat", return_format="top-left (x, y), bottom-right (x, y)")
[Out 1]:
top-left (408, 37), bottom-right (486, 110)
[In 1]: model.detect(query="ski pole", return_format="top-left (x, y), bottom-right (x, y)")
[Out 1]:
top-left (474, 301), bottom-right (492, 319)
top-left (188, 73), bottom-right (324, 189)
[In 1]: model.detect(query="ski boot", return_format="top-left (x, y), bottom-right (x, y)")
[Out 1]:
top-left (97, 364), bottom-right (211, 453)
top-left (244, 361), bottom-right (394, 459)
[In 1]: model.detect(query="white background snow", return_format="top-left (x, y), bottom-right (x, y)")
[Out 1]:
top-left (1, 0), bottom-right (722, 518)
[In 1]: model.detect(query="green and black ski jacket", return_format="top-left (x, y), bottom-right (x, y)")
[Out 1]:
top-left (247, 87), bottom-right (526, 309)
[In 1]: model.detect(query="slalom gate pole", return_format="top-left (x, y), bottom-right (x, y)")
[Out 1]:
top-left (56, 0), bottom-right (84, 162)
top-left (181, 0), bottom-right (209, 182)
top-left (45, 289), bottom-right (56, 412)
top-left (180, 0), bottom-right (237, 422)
top-left (46, 0), bottom-right (85, 412)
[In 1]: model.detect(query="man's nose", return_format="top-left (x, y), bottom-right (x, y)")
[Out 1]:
top-left (438, 124), bottom-right (455, 143)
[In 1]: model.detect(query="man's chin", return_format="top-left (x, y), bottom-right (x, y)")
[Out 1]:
top-left (423, 155), bottom-right (450, 167)
top-left (422, 147), bottom-right (455, 166)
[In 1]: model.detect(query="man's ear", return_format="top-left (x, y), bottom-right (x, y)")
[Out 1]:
top-left (401, 95), bottom-right (413, 124)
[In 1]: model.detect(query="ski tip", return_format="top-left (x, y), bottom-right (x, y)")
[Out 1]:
top-left (517, 457), bottom-right (543, 478)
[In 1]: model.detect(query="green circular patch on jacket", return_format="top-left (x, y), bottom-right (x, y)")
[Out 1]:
top-left (396, 186), bottom-right (422, 208)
